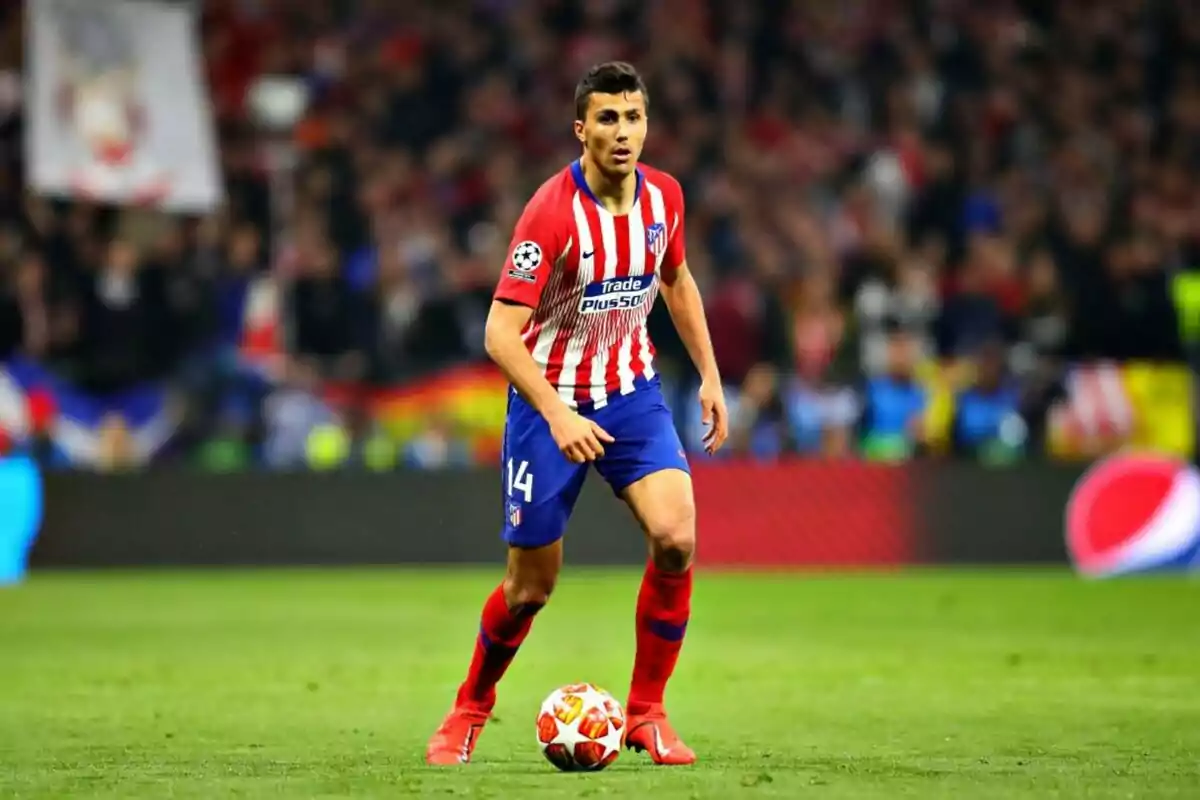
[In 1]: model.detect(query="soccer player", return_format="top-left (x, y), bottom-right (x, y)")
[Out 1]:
top-left (426, 61), bottom-right (727, 767)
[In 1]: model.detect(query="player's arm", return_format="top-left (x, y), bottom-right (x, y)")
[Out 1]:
top-left (659, 260), bottom-right (727, 454)
top-left (484, 301), bottom-right (566, 421)
top-left (659, 261), bottom-right (720, 386)
top-left (658, 190), bottom-right (728, 453)
top-left (488, 210), bottom-right (614, 463)
top-left (486, 301), bottom-right (614, 463)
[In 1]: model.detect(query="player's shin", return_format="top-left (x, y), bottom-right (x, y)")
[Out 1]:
top-left (628, 556), bottom-right (693, 714)
top-left (455, 584), bottom-right (543, 710)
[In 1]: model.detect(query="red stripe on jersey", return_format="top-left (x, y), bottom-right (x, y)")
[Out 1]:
top-left (542, 201), bottom-right (583, 391)
top-left (525, 258), bottom-right (564, 358)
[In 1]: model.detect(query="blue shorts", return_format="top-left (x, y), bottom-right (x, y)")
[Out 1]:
top-left (500, 378), bottom-right (690, 548)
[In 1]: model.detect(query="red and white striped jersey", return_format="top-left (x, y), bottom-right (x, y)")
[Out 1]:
top-left (493, 160), bottom-right (687, 410)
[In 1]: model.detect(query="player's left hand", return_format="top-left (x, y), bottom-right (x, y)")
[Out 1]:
top-left (698, 379), bottom-right (728, 455)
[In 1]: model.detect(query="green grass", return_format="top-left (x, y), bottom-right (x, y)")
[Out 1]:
top-left (0, 568), bottom-right (1197, 798)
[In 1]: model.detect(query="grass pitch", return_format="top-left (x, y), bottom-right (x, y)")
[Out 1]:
top-left (0, 568), bottom-right (1197, 798)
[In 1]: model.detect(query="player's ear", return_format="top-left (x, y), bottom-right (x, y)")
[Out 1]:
top-left (573, 119), bottom-right (585, 143)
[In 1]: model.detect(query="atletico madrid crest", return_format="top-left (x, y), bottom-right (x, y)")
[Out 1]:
top-left (646, 222), bottom-right (667, 258)
top-left (508, 502), bottom-right (522, 527)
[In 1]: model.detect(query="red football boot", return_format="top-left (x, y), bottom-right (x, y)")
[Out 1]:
top-left (624, 704), bottom-right (696, 765)
top-left (425, 705), bottom-right (490, 765)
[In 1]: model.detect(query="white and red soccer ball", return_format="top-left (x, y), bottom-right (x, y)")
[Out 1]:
top-left (1066, 452), bottom-right (1200, 577)
top-left (536, 683), bottom-right (625, 771)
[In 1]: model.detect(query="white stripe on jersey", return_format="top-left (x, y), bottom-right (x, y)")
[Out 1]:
top-left (529, 237), bottom-right (572, 372)
top-left (557, 193), bottom-right (593, 405)
top-left (587, 206), bottom-right (621, 407)
top-left (638, 325), bottom-right (654, 381)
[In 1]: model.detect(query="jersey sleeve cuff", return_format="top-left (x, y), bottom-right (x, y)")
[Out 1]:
top-left (493, 288), bottom-right (538, 308)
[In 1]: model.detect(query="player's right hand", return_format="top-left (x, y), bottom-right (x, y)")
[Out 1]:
top-left (548, 410), bottom-right (614, 463)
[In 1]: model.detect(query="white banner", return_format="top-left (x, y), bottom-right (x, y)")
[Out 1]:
top-left (24, 0), bottom-right (222, 212)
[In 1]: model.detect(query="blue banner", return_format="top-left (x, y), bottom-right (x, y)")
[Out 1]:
top-left (0, 358), bottom-right (178, 469)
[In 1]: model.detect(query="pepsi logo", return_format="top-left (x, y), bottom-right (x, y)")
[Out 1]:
top-left (1065, 453), bottom-right (1200, 578)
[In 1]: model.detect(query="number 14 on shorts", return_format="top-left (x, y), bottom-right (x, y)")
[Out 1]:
top-left (507, 458), bottom-right (534, 503)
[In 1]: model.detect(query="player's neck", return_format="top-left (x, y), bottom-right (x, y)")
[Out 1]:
top-left (579, 156), bottom-right (638, 215)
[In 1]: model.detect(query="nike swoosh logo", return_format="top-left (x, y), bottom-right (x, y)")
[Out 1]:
top-left (654, 725), bottom-right (671, 756)
top-left (459, 723), bottom-right (483, 762)
top-left (582, 251), bottom-right (594, 259)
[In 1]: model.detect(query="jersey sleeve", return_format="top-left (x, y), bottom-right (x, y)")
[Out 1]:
top-left (493, 198), bottom-right (565, 309)
top-left (663, 182), bottom-right (687, 277)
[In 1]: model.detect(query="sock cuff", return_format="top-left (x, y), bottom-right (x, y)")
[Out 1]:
top-left (639, 562), bottom-right (692, 629)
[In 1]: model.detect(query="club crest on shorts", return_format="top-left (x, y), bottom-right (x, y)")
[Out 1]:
top-left (646, 222), bottom-right (667, 258)
top-left (508, 502), bottom-right (522, 527)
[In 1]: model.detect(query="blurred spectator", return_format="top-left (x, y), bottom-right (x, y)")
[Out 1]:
top-left (1013, 249), bottom-right (1070, 449)
top-left (0, 269), bottom-right (20, 360)
top-left (215, 222), bottom-right (265, 349)
top-left (365, 245), bottom-right (424, 381)
top-left (77, 239), bottom-right (158, 394)
top-left (263, 384), bottom-right (338, 470)
top-left (286, 235), bottom-right (368, 384)
top-left (94, 412), bottom-right (138, 473)
top-left (860, 327), bottom-right (928, 462)
top-left (951, 339), bottom-right (1025, 463)
top-left (778, 270), bottom-right (859, 458)
top-left (935, 235), bottom-right (1018, 359)
top-left (1072, 231), bottom-right (1182, 361)
top-left (1015, 249), bottom-right (1069, 372)
top-left (6, 247), bottom-right (78, 365)
top-left (143, 221), bottom-right (217, 373)
top-left (402, 411), bottom-right (472, 470)
top-left (853, 239), bottom-right (942, 376)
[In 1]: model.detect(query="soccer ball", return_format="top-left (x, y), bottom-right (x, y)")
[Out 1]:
top-left (536, 683), bottom-right (625, 771)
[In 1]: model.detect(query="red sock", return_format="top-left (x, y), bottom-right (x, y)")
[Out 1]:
top-left (628, 561), bottom-right (692, 714)
top-left (455, 584), bottom-right (541, 711)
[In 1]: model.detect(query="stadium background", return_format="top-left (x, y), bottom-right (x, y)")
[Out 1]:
top-left (2, 2), bottom-right (1199, 798)
top-left (1, 0), bottom-right (1198, 568)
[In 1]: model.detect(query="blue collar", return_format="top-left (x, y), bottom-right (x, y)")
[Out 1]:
top-left (571, 158), bottom-right (643, 211)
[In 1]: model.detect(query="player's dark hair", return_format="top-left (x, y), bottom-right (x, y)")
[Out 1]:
top-left (573, 61), bottom-right (649, 121)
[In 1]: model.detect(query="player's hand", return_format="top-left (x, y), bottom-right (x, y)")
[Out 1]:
top-left (698, 378), bottom-right (729, 455)
top-left (548, 409), bottom-right (615, 463)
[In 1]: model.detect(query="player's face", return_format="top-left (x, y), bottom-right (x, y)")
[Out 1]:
top-left (576, 91), bottom-right (647, 177)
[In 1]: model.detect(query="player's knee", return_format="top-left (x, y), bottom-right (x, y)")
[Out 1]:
top-left (652, 533), bottom-right (695, 573)
top-left (646, 501), bottom-right (696, 573)
top-left (503, 573), bottom-right (557, 611)
top-left (503, 540), bottom-right (562, 610)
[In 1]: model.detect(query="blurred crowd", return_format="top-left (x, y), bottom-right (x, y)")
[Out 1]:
top-left (0, 0), bottom-right (1198, 470)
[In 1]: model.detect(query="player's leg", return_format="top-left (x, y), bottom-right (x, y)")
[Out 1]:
top-left (453, 540), bottom-right (563, 712)
top-left (427, 393), bottom-right (587, 765)
top-left (591, 390), bottom-right (697, 765)
top-left (427, 493), bottom-right (584, 766)
top-left (619, 468), bottom-right (698, 765)
top-left (427, 541), bottom-right (573, 765)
